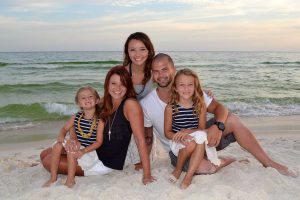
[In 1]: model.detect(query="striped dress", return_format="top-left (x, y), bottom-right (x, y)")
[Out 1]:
top-left (74, 112), bottom-right (98, 147)
top-left (172, 104), bottom-right (198, 133)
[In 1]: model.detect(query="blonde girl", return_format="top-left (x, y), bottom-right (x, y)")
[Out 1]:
top-left (43, 86), bottom-right (106, 188)
top-left (164, 68), bottom-right (220, 189)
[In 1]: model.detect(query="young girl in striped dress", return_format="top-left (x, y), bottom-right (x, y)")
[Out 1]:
top-left (43, 86), bottom-right (106, 188)
top-left (164, 68), bottom-right (220, 189)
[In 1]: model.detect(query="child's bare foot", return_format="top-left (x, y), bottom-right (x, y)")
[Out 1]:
top-left (180, 176), bottom-right (192, 189)
top-left (42, 179), bottom-right (57, 187)
top-left (168, 169), bottom-right (181, 183)
top-left (64, 180), bottom-right (76, 188)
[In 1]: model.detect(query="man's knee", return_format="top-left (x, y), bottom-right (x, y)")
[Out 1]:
top-left (227, 113), bottom-right (240, 124)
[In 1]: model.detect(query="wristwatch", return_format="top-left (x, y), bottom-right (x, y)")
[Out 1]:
top-left (214, 121), bottom-right (225, 132)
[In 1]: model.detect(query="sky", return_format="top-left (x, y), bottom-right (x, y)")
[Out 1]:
top-left (0, 0), bottom-right (300, 52)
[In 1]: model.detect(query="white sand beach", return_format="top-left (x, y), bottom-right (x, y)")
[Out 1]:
top-left (1, 116), bottom-right (300, 200)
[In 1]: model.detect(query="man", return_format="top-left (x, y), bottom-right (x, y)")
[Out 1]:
top-left (140, 53), bottom-right (297, 177)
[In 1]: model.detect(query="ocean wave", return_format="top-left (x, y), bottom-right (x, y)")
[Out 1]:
top-left (3, 60), bottom-right (121, 66)
top-left (226, 100), bottom-right (300, 117)
top-left (0, 103), bottom-right (76, 122)
top-left (44, 102), bottom-right (78, 116)
top-left (225, 97), bottom-right (300, 105)
top-left (261, 61), bottom-right (300, 65)
top-left (0, 121), bottom-right (35, 131)
top-left (21, 65), bottom-right (116, 70)
top-left (0, 82), bottom-right (103, 94)
top-left (0, 62), bottom-right (9, 67)
top-left (45, 60), bottom-right (121, 65)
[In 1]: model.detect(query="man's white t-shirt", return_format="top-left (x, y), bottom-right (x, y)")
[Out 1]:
top-left (140, 89), bottom-right (213, 152)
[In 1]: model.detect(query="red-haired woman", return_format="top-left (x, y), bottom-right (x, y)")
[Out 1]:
top-left (40, 66), bottom-right (155, 185)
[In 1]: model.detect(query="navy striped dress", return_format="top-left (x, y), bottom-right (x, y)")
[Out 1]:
top-left (74, 112), bottom-right (98, 147)
top-left (172, 104), bottom-right (198, 133)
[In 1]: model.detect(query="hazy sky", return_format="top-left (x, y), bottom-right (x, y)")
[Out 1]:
top-left (1, 0), bottom-right (300, 52)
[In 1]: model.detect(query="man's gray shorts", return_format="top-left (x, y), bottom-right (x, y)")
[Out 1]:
top-left (169, 118), bottom-right (236, 172)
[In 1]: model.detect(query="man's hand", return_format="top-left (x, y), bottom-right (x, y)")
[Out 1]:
top-left (205, 90), bottom-right (215, 98)
top-left (207, 125), bottom-right (222, 147)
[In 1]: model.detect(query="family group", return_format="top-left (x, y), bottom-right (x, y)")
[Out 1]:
top-left (40, 32), bottom-right (297, 189)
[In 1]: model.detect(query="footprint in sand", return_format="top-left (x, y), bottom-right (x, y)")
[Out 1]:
top-left (238, 158), bottom-right (250, 164)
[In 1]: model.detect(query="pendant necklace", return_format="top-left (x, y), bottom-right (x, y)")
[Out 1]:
top-left (108, 105), bottom-right (120, 141)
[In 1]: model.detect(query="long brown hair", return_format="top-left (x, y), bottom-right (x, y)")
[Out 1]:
top-left (75, 86), bottom-right (102, 118)
top-left (123, 32), bottom-right (155, 85)
top-left (100, 65), bottom-right (136, 122)
top-left (170, 68), bottom-right (206, 115)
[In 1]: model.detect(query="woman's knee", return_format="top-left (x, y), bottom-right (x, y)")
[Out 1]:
top-left (52, 142), bottom-right (63, 152)
top-left (40, 147), bottom-right (52, 161)
top-left (41, 154), bottom-right (51, 172)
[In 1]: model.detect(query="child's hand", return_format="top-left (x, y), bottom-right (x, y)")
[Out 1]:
top-left (172, 131), bottom-right (189, 142)
top-left (65, 139), bottom-right (80, 153)
top-left (181, 135), bottom-right (194, 146)
top-left (75, 149), bottom-right (85, 159)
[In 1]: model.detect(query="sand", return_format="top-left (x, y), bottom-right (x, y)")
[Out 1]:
top-left (0, 116), bottom-right (300, 200)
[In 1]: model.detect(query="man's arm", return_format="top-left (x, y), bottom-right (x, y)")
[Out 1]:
top-left (206, 98), bottom-right (229, 147)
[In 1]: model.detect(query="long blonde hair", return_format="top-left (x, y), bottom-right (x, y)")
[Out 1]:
top-left (170, 68), bottom-right (205, 115)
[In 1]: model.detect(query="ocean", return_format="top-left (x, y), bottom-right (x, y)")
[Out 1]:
top-left (0, 51), bottom-right (299, 131)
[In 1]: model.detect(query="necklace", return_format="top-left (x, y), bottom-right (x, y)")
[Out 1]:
top-left (108, 105), bottom-right (120, 141)
top-left (77, 112), bottom-right (97, 139)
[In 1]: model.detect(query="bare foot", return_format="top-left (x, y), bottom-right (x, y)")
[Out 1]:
top-left (275, 166), bottom-right (299, 178)
top-left (180, 176), bottom-right (192, 189)
top-left (42, 179), bottom-right (57, 187)
top-left (64, 181), bottom-right (76, 188)
top-left (169, 169), bottom-right (182, 183)
top-left (195, 157), bottom-right (236, 175)
top-left (134, 162), bottom-right (143, 171)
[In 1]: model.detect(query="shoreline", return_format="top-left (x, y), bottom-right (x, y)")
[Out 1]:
top-left (1, 114), bottom-right (299, 143)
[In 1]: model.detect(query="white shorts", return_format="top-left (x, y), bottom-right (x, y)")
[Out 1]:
top-left (170, 130), bottom-right (221, 166)
top-left (77, 149), bottom-right (113, 176)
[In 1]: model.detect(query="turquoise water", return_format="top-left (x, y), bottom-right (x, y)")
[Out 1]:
top-left (0, 51), bottom-right (299, 130)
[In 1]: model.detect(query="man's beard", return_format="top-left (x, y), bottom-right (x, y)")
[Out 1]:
top-left (156, 77), bottom-right (173, 88)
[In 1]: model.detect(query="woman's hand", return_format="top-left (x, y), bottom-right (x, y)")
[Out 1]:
top-left (142, 175), bottom-right (156, 185)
